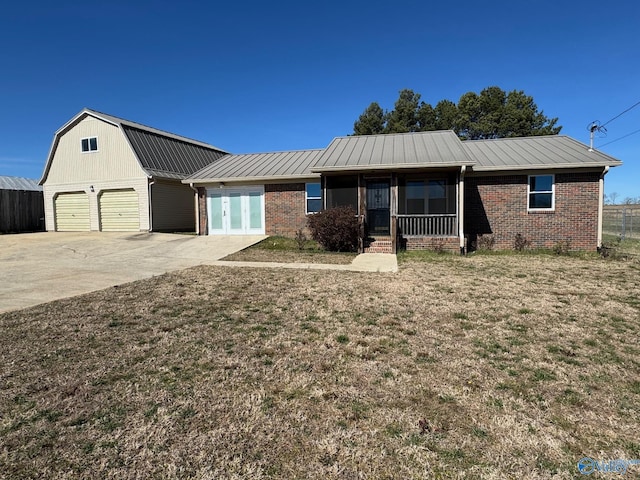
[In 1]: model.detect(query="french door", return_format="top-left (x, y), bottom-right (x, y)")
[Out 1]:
top-left (207, 187), bottom-right (264, 235)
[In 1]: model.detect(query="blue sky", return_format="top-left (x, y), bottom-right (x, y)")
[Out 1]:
top-left (1, 0), bottom-right (638, 199)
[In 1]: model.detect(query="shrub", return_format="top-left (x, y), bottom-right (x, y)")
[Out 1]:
top-left (307, 206), bottom-right (358, 252)
top-left (477, 234), bottom-right (495, 251)
top-left (514, 233), bottom-right (530, 252)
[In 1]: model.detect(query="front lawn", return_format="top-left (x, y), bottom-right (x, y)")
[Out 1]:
top-left (222, 236), bottom-right (357, 264)
top-left (1, 254), bottom-right (639, 478)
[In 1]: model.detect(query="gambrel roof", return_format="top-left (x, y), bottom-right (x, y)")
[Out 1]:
top-left (40, 108), bottom-right (228, 183)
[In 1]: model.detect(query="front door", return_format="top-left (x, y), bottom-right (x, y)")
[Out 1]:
top-left (366, 180), bottom-right (390, 236)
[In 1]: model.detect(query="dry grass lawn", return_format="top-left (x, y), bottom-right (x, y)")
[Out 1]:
top-left (1, 253), bottom-right (639, 479)
top-left (223, 236), bottom-right (357, 264)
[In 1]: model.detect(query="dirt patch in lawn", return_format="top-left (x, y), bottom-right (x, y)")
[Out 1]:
top-left (1, 254), bottom-right (639, 478)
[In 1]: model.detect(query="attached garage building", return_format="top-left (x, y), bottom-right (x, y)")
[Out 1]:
top-left (40, 109), bottom-right (227, 232)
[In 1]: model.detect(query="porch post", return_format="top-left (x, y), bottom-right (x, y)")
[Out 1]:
top-left (358, 174), bottom-right (366, 253)
top-left (459, 166), bottom-right (466, 255)
top-left (391, 173), bottom-right (398, 254)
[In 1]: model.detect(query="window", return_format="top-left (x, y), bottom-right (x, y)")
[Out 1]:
top-left (398, 175), bottom-right (456, 215)
top-left (528, 175), bottom-right (554, 210)
top-left (306, 183), bottom-right (321, 214)
top-left (406, 181), bottom-right (425, 214)
top-left (81, 137), bottom-right (98, 152)
top-left (326, 175), bottom-right (358, 212)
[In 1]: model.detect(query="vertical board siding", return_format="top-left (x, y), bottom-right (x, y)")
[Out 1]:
top-left (151, 181), bottom-right (195, 231)
top-left (0, 190), bottom-right (45, 233)
top-left (43, 115), bottom-right (150, 231)
top-left (46, 116), bottom-right (146, 184)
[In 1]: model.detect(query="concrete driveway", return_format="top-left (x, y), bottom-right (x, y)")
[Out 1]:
top-left (0, 232), bottom-right (266, 313)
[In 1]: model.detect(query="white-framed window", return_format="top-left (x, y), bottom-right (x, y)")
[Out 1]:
top-left (306, 182), bottom-right (321, 214)
top-left (528, 174), bottom-right (554, 210)
top-left (81, 137), bottom-right (98, 153)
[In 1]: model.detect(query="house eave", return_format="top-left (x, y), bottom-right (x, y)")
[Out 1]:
top-left (311, 162), bottom-right (475, 174)
top-left (184, 173), bottom-right (321, 185)
top-left (470, 161), bottom-right (622, 172)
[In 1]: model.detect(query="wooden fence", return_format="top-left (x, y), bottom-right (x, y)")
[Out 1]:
top-left (0, 189), bottom-right (45, 233)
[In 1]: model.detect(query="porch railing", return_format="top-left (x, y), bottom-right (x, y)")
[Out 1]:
top-left (397, 214), bottom-right (457, 237)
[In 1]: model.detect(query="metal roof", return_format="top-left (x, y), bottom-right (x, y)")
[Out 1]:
top-left (186, 149), bottom-right (324, 183)
top-left (0, 176), bottom-right (43, 191)
top-left (41, 108), bottom-right (228, 184)
top-left (311, 130), bottom-right (475, 172)
top-left (186, 131), bottom-right (622, 184)
top-left (123, 126), bottom-right (227, 178)
top-left (463, 135), bottom-right (622, 171)
top-left (84, 109), bottom-right (227, 151)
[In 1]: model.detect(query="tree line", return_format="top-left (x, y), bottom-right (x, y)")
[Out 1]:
top-left (353, 86), bottom-right (562, 140)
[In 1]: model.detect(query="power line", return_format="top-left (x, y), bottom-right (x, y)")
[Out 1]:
top-left (601, 100), bottom-right (640, 127)
top-left (597, 127), bottom-right (640, 148)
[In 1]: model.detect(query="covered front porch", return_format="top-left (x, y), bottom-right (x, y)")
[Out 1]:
top-left (319, 167), bottom-right (467, 254)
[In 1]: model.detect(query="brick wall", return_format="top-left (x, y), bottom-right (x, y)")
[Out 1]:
top-left (265, 183), bottom-right (309, 237)
top-left (465, 172), bottom-right (600, 250)
top-left (402, 236), bottom-right (460, 253)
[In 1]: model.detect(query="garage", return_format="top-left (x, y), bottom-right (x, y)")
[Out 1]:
top-left (207, 187), bottom-right (264, 235)
top-left (54, 192), bottom-right (90, 231)
top-left (99, 189), bottom-right (140, 231)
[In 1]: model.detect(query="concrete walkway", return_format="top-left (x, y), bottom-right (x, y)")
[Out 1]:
top-left (0, 233), bottom-right (397, 314)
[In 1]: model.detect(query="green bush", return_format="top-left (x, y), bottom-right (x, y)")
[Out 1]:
top-left (307, 206), bottom-right (359, 252)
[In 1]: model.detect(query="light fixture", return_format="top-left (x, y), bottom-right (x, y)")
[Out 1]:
top-left (90, 185), bottom-right (95, 192)
top-left (219, 182), bottom-right (225, 188)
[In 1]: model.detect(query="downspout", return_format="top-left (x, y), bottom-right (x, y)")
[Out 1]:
top-left (188, 182), bottom-right (200, 235)
top-left (148, 177), bottom-right (155, 232)
top-left (597, 166), bottom-right (609, 251)
top-left (459, 165), bottom-right (466, 255)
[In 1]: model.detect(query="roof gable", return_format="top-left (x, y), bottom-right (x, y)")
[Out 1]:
top-left (40, 108), bottom-right (228, 184)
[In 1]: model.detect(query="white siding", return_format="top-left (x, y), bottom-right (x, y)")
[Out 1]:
top-left (43, 179), bottom-right (149, 231)
top-left (46, 116), bottom-right (146, 183)
top-left (151, 181), bottom-right (195, 231)
top-left (43, 115), bottom-right (150, 231)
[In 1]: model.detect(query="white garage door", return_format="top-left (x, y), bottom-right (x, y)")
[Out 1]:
top-left (207, 187), bottom-right (264, 235)
top-left (99, 189), bottom-right (140, 231)
top-left (54, 192), bottom-right (90, 231)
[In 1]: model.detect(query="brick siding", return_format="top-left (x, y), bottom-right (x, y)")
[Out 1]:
top-left (265, 183), bottom-right (309, 237)
top-left (465, 172), bottom-right (600, 251)
top-left (402, 236), bottom-right (460, 253)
